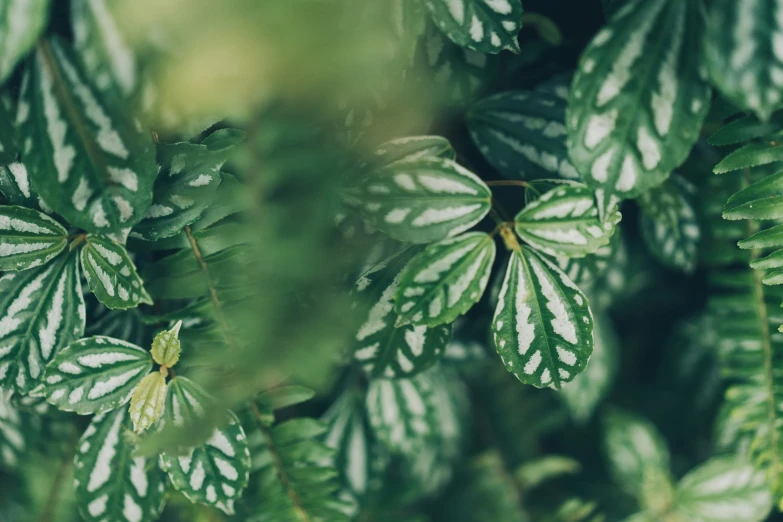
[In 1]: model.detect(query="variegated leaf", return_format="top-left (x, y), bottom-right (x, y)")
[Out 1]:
top-left (132, 129), bottom-right (245, 241)
top-left (673, 457), bottom-right (773, 522)
top-left (74, 408), bottom-right (167, 522)
top-left (0, 94), bottom-right (17, 164)
top-left (560, 312), bottom-right (619, 423)
top-left (704, 0), bottom-right (783, 121)
top-left (344, 156), bottom-right (492, 243)
top-left (353, 249), bottom-right (452, 379)
top-left (604, 411), bottom-right (670, 498)
top-left (71, 0), bottom-right (137, 97)
top-left (395, 232), bottom-right (496, 326)
top-left (467, 90), bottom-right (581, 181)
top-left (0, 0), bottom-right (49, 84)
top-left (372, 136), bottom-right (455, 167)
top-left (365, 373), bottom-right (438, 455)
top-left (322, 388), bottom-right (376, 496)
top-left (0, 391), bottom-right (24, 467)
top-left (158, 377), bottom-right (251, 515)
top-left (566, 0), bottom-right (711, 218)
top-left (492, 248), bottom-right (594, 389)
top-left (0, 205), bottom-right (67, 271)
top-left (42, 336), bottom-right (152, 414)
top-left (81, 234), bottom-right (152, 309)
top-left (514, 184), bottom-right (621, 258)
top-left (0, 249), bottom-right (84, 393)
top-left (0, 161), bottom-right (50, 212)
top-left (27, 37), bottom-right (156, 233)
top-left (639, 175), bottom-right (700, 272)
top-left (129, 371), bottom-right (166, 433)
top-left (423, 0), bottom-right (522, 54)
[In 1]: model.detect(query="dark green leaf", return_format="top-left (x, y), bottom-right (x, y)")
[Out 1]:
top-left (423, 0), bottom-right (522, 54)
top-left (81, 234), bottom-right (152, 309)
top-left (0, 205), bottom-right (67, 271)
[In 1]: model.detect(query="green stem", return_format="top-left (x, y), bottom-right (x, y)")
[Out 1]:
top-left (486, 180), bottom-right (528, 188)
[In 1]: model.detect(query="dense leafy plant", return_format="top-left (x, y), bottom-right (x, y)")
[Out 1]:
top-left (5, 0), bottom-right (783, 521)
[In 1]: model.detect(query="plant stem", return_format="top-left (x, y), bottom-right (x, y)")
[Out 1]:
top-left (486, 180), bottom-right (528, 188)
top-left (38, 429), bottom-right (77, 522)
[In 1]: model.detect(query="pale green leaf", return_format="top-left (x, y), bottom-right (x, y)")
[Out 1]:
top-left (353, 249), bottom-right (453, 379)
top-left (423, 0), bottom-right (522, 54)
top-left (704, 0), bottom-right (783, 121)
top-left (132, 129), bottom-right (245, 241)
top-left (129, 371), bottom-right (167, 433)
top-left (365, 373), bottom-right (439, 456)
top-left (158, 377), bottom-right (251, 515)
top-left (81, 234), bottom-right (153, 309)
top-left (467, 89), bottom-right (581, 181)
top-left (27, 37), bottom-right (156, 232)
top-left (0, 0), bottom-right (49, 84)
top-left (492, 247), bottom-right (594, 389)
top-left (42, 336), bottom-right (152, 415)
top-left (372, 136), bottom-right (455, 167)
top-left (604, 411), bottom-right (670, 498)
top-left (566, 0), bottom-right (710, 217)
top-left (514, 455), bottom-right (581, 491)
top-left (515, 184), bottom-right (620, 258)
top-left (395, 232), bottom-right (496, 326)
top-left (639, 175), bottom-right (700, 272)
top-left (74, 408), bottom-right (167, 522)
top-left (559, 312), bottom-right (618, 422)
top-left (150, 320), bottom-right (181, 368)
top-left (0, 204), bottom-right (67, 271)
top-left (345, 156), bottom-right (492, 243)
top-left (71, 0), bottom-right (137, 97)
top-left (673, 457), bottom-right (773, 522)
top-left (0, 249), bottom-right (84, 393)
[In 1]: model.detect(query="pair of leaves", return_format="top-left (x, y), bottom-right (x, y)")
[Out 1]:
top-left (567, 0), bottom-right (711, 217)
top-left (606, 412), bottom-right (772, 522)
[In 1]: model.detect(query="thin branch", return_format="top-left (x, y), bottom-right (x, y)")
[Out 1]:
top-left (486, 180), bottom-right (529, 188)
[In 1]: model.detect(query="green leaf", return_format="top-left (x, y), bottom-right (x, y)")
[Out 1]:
top-left (467, 89), bottom-right (581, 181)
top-left (0, 161), bottom-right (49, 211)
top-left (703, 0), bottom-right (783, 121)
top-left (0, 249), bottom-right (84, 393)
top-left (0, 392), bottom-right (25, 467)
top-left (372, 136), bottom-right (456, 166)
top-left (638, 175), bottom-right (700, 272)
top-left (158, 377), bottom-right (250, 514)
top-left (81, 234), bottom-right (153, 309)
top-left (514, 455), bottom-right (581, 490)
top-left (0, 95), bottom-right (18, 164)
top-left (566, 0), bottom-right (710, 218)
top-left (672, 457), bottom-right (773, 522)
top-left (42, 336), bottom-right (152, 415)
top-left (0, 0), bottom-right (49, 84)
top-left (132, 129), bottom-right (245, 241)
top-left (27, 37), bottom-right (156, 233)
top-left (345, 156), bottom-right (492, 243)
top-left (150, 320), bottom-right (181, 368)
top-left (723, 170), bottom-right (783, 221)
top-left (492, 247), bottom-right (594, 389)
top-left (129, 371), bottom-right (166, 434)
top-left (354, 250), bottom-right (453, 378)
top-left (74, 408), bottom-right (167, 522)
top-left (707, 112), bottom-right (783, 146)
top-left (559, 312), bottom-right (618, 423)
top-left (71, 0), bottom-right (137, 97)
top-left (423, 0), bottom-right (522, 54)
top-left (604, 411), bottom-right (670, 498)
top-left (0, 205), bottom-right (67, 271)
top-left (365, 373), bottom-right (439, 456)
top-left (395, 232), bottom-right (496, 326)
top-left (514, 184), bottom-right (620, 258)
top-left (713, 133), bottom-right (783, 174)
top-left (323, 388), bottom-right (375, 496)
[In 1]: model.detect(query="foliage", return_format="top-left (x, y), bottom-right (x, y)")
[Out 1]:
top-left (4, 1), bottom-right (783, 521)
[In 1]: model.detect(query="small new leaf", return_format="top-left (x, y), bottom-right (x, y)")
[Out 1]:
top-left (423, 0), bottom-right (523, 54)
top-left (395, 232), bottom-right (496, 326)
top-left (514, 184), bottom-right (620, 258)
top-left (151, 320), bottom-right (182, 367)
top-left (0, 205), bottom-right (67, 271)
top-left (42, 336), bottom-right (152, 415)
top-left (566, 0), bottom-right (710, 217)
top-left (74, 408), bottom-right (167, 522)
top-left (492, 248), bottom-right (594, 389)
top-left (81, 234), bottom-right (153, 309)
top-left (344, 156), bottom-right (492, 243)
top-left (129, 371), bottom-right (166, 433)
